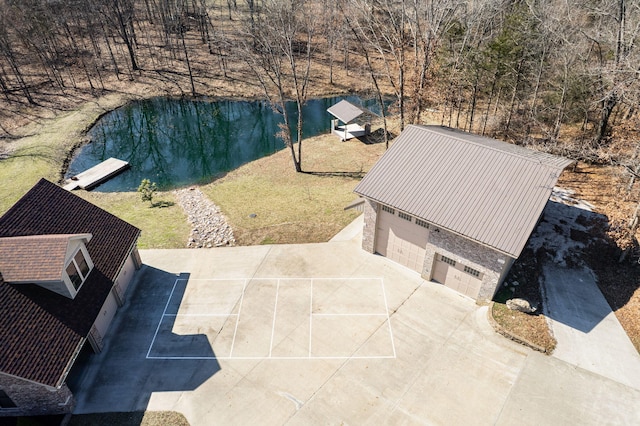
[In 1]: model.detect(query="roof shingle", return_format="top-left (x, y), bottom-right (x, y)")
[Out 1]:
top-left (0, 234), bottom-right (90, 283)
top-left (0, 179), bottom-right (140, 387)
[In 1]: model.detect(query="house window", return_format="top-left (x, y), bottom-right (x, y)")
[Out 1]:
top-left (0, 390), bottom-right (16, 408)
top-left (66, 249), bottom-right (91, 290)
top-left (66, 262), bottom-right (83, 290)
top-left (464, 266), bottom-right (481, 278)
top-left (398, 212), bottom-right (412, 221)
top-left (440, 255), bottom-right (456, 266)
top-left (381, 205), bottom-right (395, 214)
top-left (415, 219), bottom-right (430, 229)
top-left (75, 250), bottom-right (90, 277)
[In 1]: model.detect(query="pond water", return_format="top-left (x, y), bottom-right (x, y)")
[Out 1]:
top-left (66, 96), bottom-right (384, 192)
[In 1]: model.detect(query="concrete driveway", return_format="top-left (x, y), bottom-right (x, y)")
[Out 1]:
top-left (73, 229), bottom-right (640, 425)
top-left (543, 263), bottom-right (640, 390)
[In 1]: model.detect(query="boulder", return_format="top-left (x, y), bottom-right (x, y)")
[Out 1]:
top-left (506, 298), bottom-right (537, 314)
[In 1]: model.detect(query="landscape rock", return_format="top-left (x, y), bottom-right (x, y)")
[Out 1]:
top-left (506, 298), bottom-right (537, 314)
top-left (173, 187), bottom-right (236, 248)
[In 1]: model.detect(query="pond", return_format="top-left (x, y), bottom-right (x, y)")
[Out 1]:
top-left (66, 96), bottom-right (385, 192)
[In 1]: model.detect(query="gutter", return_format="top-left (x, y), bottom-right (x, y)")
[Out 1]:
top-left (57, 337), bottom-right (87, 389)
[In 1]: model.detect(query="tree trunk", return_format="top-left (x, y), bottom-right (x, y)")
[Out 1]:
top-left (180, 30), bottom-right (196, 96)
top-left (114, 0), bottom-right (139, 71)
top-left (594, 93), bottom-right (617, 146)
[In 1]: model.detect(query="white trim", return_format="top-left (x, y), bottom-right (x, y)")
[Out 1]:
top-left (146, 277), bottom-right (395, 361)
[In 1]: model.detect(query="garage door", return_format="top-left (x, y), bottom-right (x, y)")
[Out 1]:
top-left (432, 254), bottom-right (483, 299)
top-left (93, 290), bottom-right (119, 340)
top-left (375, 207), bottom-right (429, 273)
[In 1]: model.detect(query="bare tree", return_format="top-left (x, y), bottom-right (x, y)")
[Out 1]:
top-left (239, 0), bottom-right (316, 172)
top-left (0, 4), bottom-right (35, 104)
top-left (582, 0), bottom-right (640, 146)
top-left (343, 7), bottom-right (390, 147)
top-left (349, 0), bottom-right (409, 131)
top-left (406, 0), bottom-right (462, 124)
top-left (100, 0), bottom-right (140, 72)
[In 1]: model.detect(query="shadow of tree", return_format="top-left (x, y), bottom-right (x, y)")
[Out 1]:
top-left (301, 170), bottom-right (365, 179)
top-left (151, 200), bottom-right (175, 208)
top-left (355, 128), bottom-right (395, 145)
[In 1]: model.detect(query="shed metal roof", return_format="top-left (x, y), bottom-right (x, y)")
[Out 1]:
top-left (327, 100), bottom-right (364, 123)
top-left (354, 125), bottom-right (573, 257)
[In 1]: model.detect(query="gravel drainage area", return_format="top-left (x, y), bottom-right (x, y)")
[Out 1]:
top-left (173, 187), bottom-right (235, 248)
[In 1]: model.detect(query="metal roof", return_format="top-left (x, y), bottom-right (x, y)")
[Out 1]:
top-left (327, 100), bottom-right (364, 123)
top-left (354, 125), bottom-right (574, 257)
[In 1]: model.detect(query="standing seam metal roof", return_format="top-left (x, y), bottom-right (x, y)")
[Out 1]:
top-left (327, 100), bottom-right (364, 123)
top-left (354, 125), bottom-right (573, 257)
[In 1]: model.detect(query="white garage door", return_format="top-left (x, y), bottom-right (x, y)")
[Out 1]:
top-left (375, 207), bottom-right (429, 273)
top-left (93, 290), bottom-right (119, 340)
top-left (114, 254), bottom-right (136, 301)
top-left (432, 254), bottom-right (483, 299)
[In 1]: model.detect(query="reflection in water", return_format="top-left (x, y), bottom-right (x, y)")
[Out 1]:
top-left (67, 96), bottom-right (384, 192)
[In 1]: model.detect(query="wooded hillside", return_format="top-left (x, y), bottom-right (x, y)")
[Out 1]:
top-left (0, 0), bottom-right (638, 165)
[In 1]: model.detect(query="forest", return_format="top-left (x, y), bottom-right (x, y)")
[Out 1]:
top-left (0, 0), bottom-right (638, 169)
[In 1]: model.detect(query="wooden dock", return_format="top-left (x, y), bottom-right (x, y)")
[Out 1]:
top-left (63, 158), bottom-right (129, 191)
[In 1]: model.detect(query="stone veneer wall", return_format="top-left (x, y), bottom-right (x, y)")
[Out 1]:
top-left (0, 374), bottom-right (75, 417)
top-left (361, 199), bottom-right (378, 253)
top-left (421, 227), bottom-right (514, 304)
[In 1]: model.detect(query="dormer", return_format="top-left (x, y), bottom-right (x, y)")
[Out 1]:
top-left (0, 234), bottom-right (94, 299)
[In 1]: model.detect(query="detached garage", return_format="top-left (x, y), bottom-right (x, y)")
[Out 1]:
top-left (355, 125), bottom-right (573, 303)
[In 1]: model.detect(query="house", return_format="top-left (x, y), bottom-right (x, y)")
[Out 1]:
top-left (0, 179), bottom-right (141, 417)
top-left (354, 125), bottom-right (573, 303)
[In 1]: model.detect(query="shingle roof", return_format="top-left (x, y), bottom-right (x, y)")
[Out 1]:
top-left (354, 125), bottom-right (573, 257)
top-left (0, 234), bottom-right (91, 283)
top-left (327, 100), bottom-right (364, 123)
top-left (0, 179), bottom-right (140, 387)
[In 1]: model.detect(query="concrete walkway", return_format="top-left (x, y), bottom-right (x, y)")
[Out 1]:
top-left (71, 230), bottom-right (640, 424)
top-left (543, 262), bottom-right (640, 390)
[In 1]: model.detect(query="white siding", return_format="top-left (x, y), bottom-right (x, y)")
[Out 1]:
top-left (92, 290), bottom-right (119, 348)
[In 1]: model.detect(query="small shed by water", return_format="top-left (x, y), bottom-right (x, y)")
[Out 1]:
top-left (327, 100), bottom-right (371, 141)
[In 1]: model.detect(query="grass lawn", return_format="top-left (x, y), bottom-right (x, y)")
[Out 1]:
top-left (0, 92), bottom-right (133, 213)
top-left (202, 133), bottom-right (387, 245)
top-left (0, 96), bottom-right (389, 248)
top-left (76, 190), bottom-right (191, 249)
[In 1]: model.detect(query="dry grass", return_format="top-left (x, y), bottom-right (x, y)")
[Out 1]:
top-left (491, 303), bottom-right (557, 353)
top-left (202, 132), bottom-right (387, 245)
top-left (491, 248), bottom-right (557, 353)
top-left (1, 22), bottom-right (636, 350)
top-left (592, 262), bottom-right (640, 352)
top-left (0, 92), bottom-right (390, 249)
top-left (0, 92), bottom-right (136, 213)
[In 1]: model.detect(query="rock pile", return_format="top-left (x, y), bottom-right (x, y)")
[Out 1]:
top-left (173, 187), bottom-right (235, 248)
top-left (506, 298), bottom-right (538, 314)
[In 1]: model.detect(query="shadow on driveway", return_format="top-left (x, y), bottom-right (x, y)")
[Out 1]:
top-left (70, 266), bottom-right (220, 413)
top-left (530, 200), bottom-right (611, 333)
